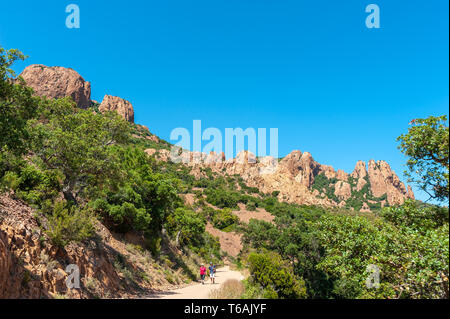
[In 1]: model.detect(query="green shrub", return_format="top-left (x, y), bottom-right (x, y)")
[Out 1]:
top-left (204, 188), bottom-right (240, 209)
top-left (45, 201), bottom-right (95, 247)
top-left (1, 171), bottom-right (20, 190)
top-left (247, 251), bottom-right (307, 299)
top-left (245, 201), bottom-right (257, 211)
top-left (380, 199), bottom-right (449, 232)
top-left (212, 208), bottom-right (239, 230)
top-left (313, 212), bottom-right (449, 299)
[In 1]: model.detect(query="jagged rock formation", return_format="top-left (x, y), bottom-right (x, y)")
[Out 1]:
top-left (18, 64), bottom-right (135, 122)
top-left (334, 181), bottom-right (352, 200)
top-left (366, 160), bottom-right (415, 205)
top-left (146, 148), bottom-right (414, 211)
top-left (19, 64), bottom-right (91, 108)
top-left (16, 63), bottom-right (414, 211)
top-left (99, 95), bottom-right (135, 123)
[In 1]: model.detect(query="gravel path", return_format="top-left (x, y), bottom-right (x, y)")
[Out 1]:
top-left (147, 266), bottom-right (244, 299)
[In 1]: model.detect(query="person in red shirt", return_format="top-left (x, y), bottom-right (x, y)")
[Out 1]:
top-left (199, 264), bottom-right (207, 285)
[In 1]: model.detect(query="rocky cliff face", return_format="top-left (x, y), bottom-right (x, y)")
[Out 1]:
top-left (0, 193), bottom-right (124, 298)
top-left (99, 95), bottom-right (134, 123)
top-left (148, 148), bottom-right (414, 211)
top-left (19, 64), bottom-right (91, 108)
top-left (17, 64), bottom-right (413, 211)
top-left (0, 191), bottom-right (206, 299)
top-left (18, 64), bottom-right (134, 122)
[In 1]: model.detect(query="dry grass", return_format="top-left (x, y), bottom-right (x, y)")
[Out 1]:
top-left (209, 279), bottom-right (244, 299)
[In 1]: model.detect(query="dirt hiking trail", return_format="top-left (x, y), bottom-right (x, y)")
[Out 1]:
top-left (147, 266), bottom-right (244, 299)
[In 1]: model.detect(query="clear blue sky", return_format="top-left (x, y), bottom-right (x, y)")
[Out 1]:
top-left (1, 0), bottom-right (448, 202)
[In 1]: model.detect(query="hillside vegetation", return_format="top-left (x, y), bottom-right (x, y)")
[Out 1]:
top-left (1, 46), bottom-right (448, 299)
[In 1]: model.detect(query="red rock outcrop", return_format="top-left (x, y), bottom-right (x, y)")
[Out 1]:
top-left (351, 160), bottom-right (368, 179)
top-left (0, 193), bottom-right (124, 299)
top-left (99, 95), bottom-right (134, 123)
top-left (367, 160), bottom-right (414, 205)
top-left (335, 181), bottom-right (352, 200)
top-left (19, 64), bottom-right (91, 108)
top-left (162, 148), bottom-right (415, 209)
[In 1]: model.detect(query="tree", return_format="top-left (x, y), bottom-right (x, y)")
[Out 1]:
top-left (242, 219), bottom-right (276, 249)
top-left (28, 98), bottom-right (131, 204)
top-left (92, 146), bottom-right (180, 235)
top-left (0, 47), bottom-right (37, 154)
top-left (247, 251), bottom-right (307, 299)
top-left (313, 213), bottom-right (449, 299)
top-left (397, 116), bottom-right (449, 202)
top-left (165, 207), bottom-right (206, 247)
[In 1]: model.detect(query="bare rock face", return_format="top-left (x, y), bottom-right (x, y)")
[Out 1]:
top-left (407, 186), bottom-right (415, 200)
top-left (19, 64), bottom-right (91, 108)
top-left (334, 181), bottom-right (352, 200)
top-left (367, 160), bottom-right (414, 205)
top-left (0, 227), bottom-right (12, 296)
top-left (321, 165), bottom-right (337, 179)
top-left (0, 193), bottom-right (126, 299)
top-left (278, 151), bottom-right (321, 188)
top-left (99, 95), bottom-right (134, 123)
top-left (336, 169), bottom-right (349, 181)
top-left (356, 177), bottom-right (368, 191)
top-left (351, 161), bottom-right (368, 179)
top-left (279, 151), bottom-right (303, 176)
top-left (295, 152), bottom-right (322, 187)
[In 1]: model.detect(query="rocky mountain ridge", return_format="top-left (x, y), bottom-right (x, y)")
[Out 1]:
top-left (18, 64), bottom-right (135, 123)
top-left (16, 64), bottom-right (414, 211)
top-left (150, 148), bottom-right (414, 211)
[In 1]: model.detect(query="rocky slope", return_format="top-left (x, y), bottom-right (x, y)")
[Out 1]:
top-left (17, 63), bottom-right (414, 211)
top-left (148, 148), bottom-right (414, 211)
top-left (0, 193), bottom-right (200, 299)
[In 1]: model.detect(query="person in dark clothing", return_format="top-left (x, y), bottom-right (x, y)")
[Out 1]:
top-left (208, 262), bottom-right (216, 284)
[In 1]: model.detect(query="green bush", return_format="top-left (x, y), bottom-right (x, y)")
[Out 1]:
top-left (1, 171), bottom-right (20, 191)
top-left (245, 201), bottom-right (257, 211)
top-left (380, 199), bottom-right (448, 233)
top-left (247, 251), bottom-right (307, 299)
top-left (45, 201), bottom-right (95, 247)
top-left (204, 188), bottom-right (240, 209)
top-left (212, 208), bottom-right (239, 230)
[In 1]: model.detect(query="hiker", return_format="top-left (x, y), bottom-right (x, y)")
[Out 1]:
top-left (199, 264), bottom-right (207, 285)
top-left (208, 262), bottom-right (216, 284)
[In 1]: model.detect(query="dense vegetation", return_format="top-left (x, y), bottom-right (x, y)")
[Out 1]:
top-left (1, 46), bottom-right (448, 299)
top-left (241, 200), bottom-right (448, 299)
top-left (0, 47), bottom-right (222, 265)
top-left (240, 114), bottom-right (449, 299)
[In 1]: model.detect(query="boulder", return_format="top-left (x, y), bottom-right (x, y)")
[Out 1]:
top-left (19, 64), bottom-right (91, 108)
top-left (99, 95), bottom-right (134, 123)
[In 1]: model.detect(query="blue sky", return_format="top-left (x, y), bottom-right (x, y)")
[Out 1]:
top-left (1, 0), bottom-right (448, 202)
